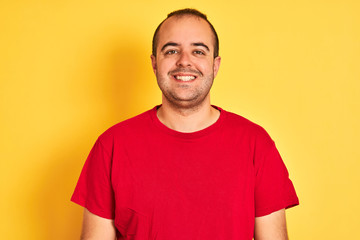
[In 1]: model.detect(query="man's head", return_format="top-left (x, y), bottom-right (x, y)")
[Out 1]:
top-left (151, 9), bottom-right (221, 109)
top-left (152, 8), bottom-right (219, 58)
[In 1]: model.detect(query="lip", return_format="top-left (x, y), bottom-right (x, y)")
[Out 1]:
top-left (172, 74), bottom-right (197, 82)
top-left (169, 68), bottom-right (201, 81)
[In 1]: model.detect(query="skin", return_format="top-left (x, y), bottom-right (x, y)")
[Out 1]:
top-left (151, 15), bottom-right (221, 132)
top-left (255, 209), bottom-right (289, 240)
top-left (80, 15), bottom-right (289, 240)
top-left (80, 209), bottom-right (116, 240)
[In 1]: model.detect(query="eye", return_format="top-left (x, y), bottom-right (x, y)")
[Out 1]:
top-left (194, 50), bottom-right (205, 55)
top-left (165, 50), bottom-right (178, 55)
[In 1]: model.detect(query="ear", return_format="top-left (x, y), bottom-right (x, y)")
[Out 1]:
top-left (213, 56), bottom-right (221, 78)
top-left (150, 55), bottom-right (157, 75)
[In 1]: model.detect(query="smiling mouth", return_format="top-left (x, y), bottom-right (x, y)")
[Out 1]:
top-left (170, 68), bottom-right (201, 82)
top-left (174, 75), bottom-right (196, 81)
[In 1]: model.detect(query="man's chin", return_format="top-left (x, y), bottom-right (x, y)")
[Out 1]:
top-left (164, 94), bottom-right (210, 110)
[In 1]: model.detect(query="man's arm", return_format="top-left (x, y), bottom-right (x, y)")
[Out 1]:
top-left (80, 208), bottom-right (117, 240)
top-left (254, 209), bottom-right (288, 240)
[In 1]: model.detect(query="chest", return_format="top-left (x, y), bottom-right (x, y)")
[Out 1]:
top-left (111, 134), bottom-right (256, 239)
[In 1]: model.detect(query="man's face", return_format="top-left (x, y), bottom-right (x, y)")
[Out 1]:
top-left (151, 15), bottom-right (221, 109)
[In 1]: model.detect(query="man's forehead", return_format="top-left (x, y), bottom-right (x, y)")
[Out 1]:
top-left (160, 15), bottom-right (210, 32)
top-left (157, 15), bottom-right (214, 45)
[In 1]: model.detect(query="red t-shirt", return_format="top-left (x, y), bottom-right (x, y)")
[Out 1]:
top-left (71, 106), bottom-right (299, 240)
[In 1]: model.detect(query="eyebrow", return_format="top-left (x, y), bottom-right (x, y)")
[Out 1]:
top-left (160, 42), bottom-right (210, 52)
top-left (160, 42), bottom-right (179, 52)
top-left (192, 42), bottom-right (210, 52)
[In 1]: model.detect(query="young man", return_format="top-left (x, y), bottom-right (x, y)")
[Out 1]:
top-left (72, 8), bottom-right (299, 240)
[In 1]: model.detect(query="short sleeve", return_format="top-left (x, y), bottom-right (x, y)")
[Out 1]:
top-left (254, 136), bottom-right (299, 217)
top-left (71, 138), bottom-right (115, 219)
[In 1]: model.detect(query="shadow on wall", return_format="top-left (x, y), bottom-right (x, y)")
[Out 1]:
top-left (34, 36), bottom-right (155, 239)
top-left (106, 37), bottom-right (158, 121)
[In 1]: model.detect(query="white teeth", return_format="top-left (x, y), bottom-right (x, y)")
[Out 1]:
top-left (175, 75), bottom-right (195, 81)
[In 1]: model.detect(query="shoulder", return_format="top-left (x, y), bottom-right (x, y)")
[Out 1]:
top-left (216, 107), bottom-right (275, 153)
top-left (221, 107), bottom-right (272, 139)
top-left (96, 106), bottom-right (156, 145)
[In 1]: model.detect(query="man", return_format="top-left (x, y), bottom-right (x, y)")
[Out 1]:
top-left (72, 8), bottom-right (299, 240)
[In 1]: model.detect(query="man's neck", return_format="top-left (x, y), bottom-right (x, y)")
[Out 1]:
top-left (157, 100), bottom-right (220, 133)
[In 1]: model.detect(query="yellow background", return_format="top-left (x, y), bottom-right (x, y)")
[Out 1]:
top-left (1, 0), bottom-right (359, 239)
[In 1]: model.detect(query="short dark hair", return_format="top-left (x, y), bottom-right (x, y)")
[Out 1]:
top-left (152, 8), bottom-right (219, 58)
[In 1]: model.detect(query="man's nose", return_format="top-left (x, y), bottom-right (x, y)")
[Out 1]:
top-left (176, 52), bottom-right (192, 67)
